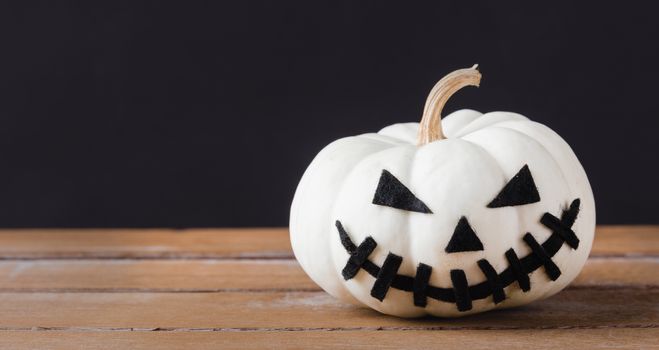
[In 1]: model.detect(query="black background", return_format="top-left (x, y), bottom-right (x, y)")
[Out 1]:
top-left (1, 1), bottom-right (657, 227)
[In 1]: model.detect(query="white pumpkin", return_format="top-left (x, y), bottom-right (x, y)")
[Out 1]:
top-left (289, 66), bottom-right (595, 317)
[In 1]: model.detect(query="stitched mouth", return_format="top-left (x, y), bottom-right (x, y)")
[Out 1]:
top-left (336, 198), bottom-right (581, 312)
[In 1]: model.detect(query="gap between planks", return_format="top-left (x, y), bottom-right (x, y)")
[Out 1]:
top-left (0, 323), bottom-right (658, 332)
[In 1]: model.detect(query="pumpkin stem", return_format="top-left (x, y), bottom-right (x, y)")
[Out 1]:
top-left (417, 65), bottom-right (482, 145)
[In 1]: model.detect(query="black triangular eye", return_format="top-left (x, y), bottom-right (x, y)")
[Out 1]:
top-left (487, 164), bottom-right (540, 208)
top-left (445, 216), bottom-right (484, 253)
top-left (372, 170), bottom-right (432, 213)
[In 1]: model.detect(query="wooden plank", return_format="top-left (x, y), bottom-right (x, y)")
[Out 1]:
top-left (0, 328), bottom-right (657, 350)
top-left (0, 226), bottom-right (655, 259)
top-left (0, 257), bottom-right (654, 292)
top-left (0, 259), bottom-right (318, 291)
top-left (574, 257), bottom-right (659, 287)
top-left (0, 228), bottom-right (292, 259)
top-left (592, 226), bottom-right (659, 257)
top-left (0, 289), bottom-right (655, 329)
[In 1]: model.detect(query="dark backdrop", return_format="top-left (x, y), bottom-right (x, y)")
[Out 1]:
top-left (1, 1), bottom-right (657, 227)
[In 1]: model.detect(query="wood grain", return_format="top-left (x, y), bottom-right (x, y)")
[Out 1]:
top-left (591, 226), bottom-right (659, 256)
top-left (0, 288), bottom-right (655, 330)
top-left (1, 328), bottom-right (657, 350)
top-left (0, 226), bottom-right (654, 259)
top-left (0, 228), bottom-right (292, 259)
top-left (0, 259), bottom-right (317, 291)
top-left (0, 257), bottom-right (654, 292)
top-left (574, 257), bottom-right (659, 287)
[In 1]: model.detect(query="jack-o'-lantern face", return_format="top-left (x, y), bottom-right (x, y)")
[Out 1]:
top-left (312, 122), bottom-right (596, 318)
top-left (335, 163), bottom-right (581, 313)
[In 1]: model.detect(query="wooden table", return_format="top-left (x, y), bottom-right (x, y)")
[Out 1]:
top-left (0, 226), bottom-right (656, 349)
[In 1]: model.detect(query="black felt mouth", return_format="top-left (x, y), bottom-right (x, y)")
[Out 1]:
top-left (336, 198), bottom-right (581, 312)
